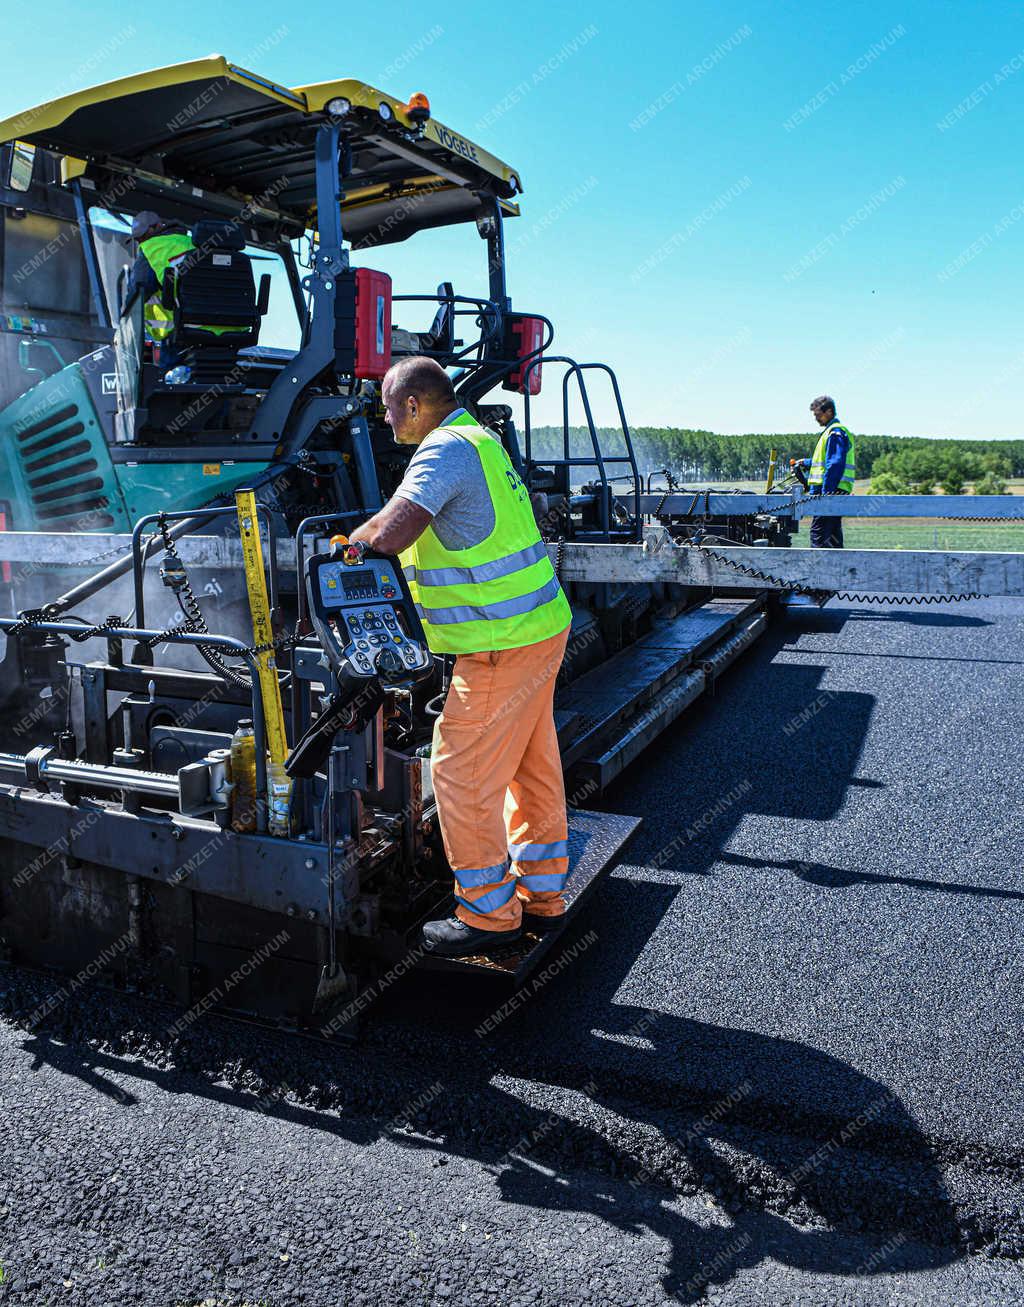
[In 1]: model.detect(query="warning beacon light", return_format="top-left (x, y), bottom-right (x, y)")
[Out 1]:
top-left (405, 93), bottom-right (431, 125)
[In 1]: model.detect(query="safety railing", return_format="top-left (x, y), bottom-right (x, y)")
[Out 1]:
top-left (391, 291), bottom-right (502, 368)
top-left (523, 357), bottom-right (642, 542)
top-left (130, 504), bottom-right (280, 632)
top-left (391, 292), bottom-right (556, 390)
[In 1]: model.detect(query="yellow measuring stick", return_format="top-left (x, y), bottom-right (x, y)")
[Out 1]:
top-left (235, 489), bottom-right (289, 765)
top-left (765, 447), bottom-right (778, 494)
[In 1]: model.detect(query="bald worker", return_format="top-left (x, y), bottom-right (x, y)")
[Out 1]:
top-left (349, 357), bottom-right (573, 957)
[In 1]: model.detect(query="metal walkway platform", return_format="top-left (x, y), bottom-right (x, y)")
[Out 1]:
top-left (420, 809), bottom-right (640, 983)
top-left (557, 597), bottom-right (767, 787)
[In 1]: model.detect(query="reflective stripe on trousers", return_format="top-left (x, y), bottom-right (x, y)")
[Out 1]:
top-left (431, 626), bottom-right (571, 931)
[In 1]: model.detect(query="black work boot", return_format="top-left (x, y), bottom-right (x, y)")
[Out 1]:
top-left (421, 915), bottom-right (521, 957)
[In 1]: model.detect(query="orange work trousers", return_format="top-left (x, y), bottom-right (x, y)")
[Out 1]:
top-left (431, 626), bottom-right (571, 932)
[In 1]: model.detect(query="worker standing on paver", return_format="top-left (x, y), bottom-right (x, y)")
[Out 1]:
top-left (792, 395), bottom-right (856, 548)
top-left (348, 357), bottom-right (573, 956)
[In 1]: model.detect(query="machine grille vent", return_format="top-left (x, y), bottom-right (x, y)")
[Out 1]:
top-left (14, 404), bottom-right (114, 527)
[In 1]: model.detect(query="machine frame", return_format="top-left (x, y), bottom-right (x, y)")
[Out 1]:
top-left (0, 58), bottom-right (1018, 1034)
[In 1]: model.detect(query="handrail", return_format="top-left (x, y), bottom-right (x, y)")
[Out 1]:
top-left (0, 616), bottom-right (271, 831)
top-left (130, 502), bottom-right (279, 631)
top-left (292, 510), bottom-right (366, 631)
top-left (646, 467), bottom-right (677, 494)
top-left (391, 292), bottom-right (501, 366)
top-left (392, 293), bottom-right (555, 396)
top-left (523, 356), bottom-right (642, 542)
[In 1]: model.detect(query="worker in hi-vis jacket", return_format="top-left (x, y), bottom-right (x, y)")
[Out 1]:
top-left (792, 395), bottom-right (856, 548)
top-left (348, 356), bottom-right (573, 957)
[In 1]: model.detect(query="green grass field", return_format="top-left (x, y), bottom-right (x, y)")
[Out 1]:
top-left (833, 518), bottom-right (1024, 552)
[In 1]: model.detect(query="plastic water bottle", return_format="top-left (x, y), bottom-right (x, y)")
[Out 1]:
top-left (268, 758), bottom-right (292, 838)
top-left (230, 719), bottom-right (257, 832)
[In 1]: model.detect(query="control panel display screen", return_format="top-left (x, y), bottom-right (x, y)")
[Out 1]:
top-left (340, 568), bottom-right (379, 600)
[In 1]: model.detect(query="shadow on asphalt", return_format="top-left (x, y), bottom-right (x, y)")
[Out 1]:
top-left (378, 874), bottom-right (961, 1302)
top-left (779, 607), bottom-right (993, 637)
top-left (24, 1034), bottom-right (139, 1106)
top-left (18, 923), bottom-right (962, 1304)
top-left (719, 850), bottom-right (1024, 902)
top-left (7, 615), bottom-right (966, 1301)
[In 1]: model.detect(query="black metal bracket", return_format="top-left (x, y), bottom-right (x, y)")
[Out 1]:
top-left (249, 122), bottom-right (350, 444)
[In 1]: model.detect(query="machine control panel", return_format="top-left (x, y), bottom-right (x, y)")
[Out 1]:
top-left (306, 546), bottom-right (431, 685)
top-left (317, 558), bottom-right (399, 608)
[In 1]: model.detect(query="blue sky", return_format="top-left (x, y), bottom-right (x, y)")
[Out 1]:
top-left (3, 0), bottom-right (1023, 438)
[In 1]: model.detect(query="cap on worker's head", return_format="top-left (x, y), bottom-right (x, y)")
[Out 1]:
top-left (131, 210), bottom-right (163, 240)
top-left (810, 394), bottom-right (836, 415)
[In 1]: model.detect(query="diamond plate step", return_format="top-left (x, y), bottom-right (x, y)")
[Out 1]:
top-left (419, 809), bottom-right (640, 983)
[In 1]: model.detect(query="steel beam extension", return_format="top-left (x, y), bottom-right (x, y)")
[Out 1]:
top-left (637, 493), bottom-right (1024, 519)
top-left (0, 531), bottom-right (298, 570)
top-left (550, 539), bottom-right (1024, 595)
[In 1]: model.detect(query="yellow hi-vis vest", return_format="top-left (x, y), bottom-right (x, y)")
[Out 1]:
top-left (808, 419), bottom-right (856, 492)
top-left (399, 413), bottom-right (571, 655)
top-left (140, 233), bottom-right (246, 342)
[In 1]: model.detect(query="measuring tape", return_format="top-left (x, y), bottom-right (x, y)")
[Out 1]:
top-left (765, 448), bottom-right (778, 494)
top-left (235, 489), bottom-right (289, 765)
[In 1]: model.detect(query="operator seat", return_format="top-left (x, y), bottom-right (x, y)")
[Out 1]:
top-left (160, 220), bottom-right (270, 385)
top-left (391, 282), bottom-right (458, 359)
top-left (422, 281), bottom-right (456, 354)
top-left (112, 221), bottom-right (273, 441)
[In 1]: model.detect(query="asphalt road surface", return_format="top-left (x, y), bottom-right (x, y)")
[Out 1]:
top-left (2, 596), bottom-right (1024, 1306)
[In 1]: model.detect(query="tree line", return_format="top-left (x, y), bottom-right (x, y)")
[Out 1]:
top-left (527, 427), bottom-right (1022, 493)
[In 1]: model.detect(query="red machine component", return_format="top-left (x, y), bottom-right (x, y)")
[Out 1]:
top-left (352, 268), bottom-right (392, 380)
top-left (503, 314), bottom-right (545, 395)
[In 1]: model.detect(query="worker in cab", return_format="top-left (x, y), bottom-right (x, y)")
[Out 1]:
top-left (792, 395), bottom-right (855, 548)
top-left (123, 210), bottom-right (244, 366)
top-left (349, 356), bottom-right (573, 957)
top-left (122, 210), bottom-right (193, 362)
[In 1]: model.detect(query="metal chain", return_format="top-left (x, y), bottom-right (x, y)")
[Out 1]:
top-left (655, 487), bottom-right (706, 520)
top-left (142, 517), bottom-right (249, 685)
top-left (31, 537), bottom-right (138, 572)
top-left (832, 590), bottom-right (987, 605)
top-left (691, 542), bottom-right (986, 607)
top-left (144, 515), bottom-right (302, 686)
top-left (656, 485), bottom-right (998, 605)
top-left (5, 610), bottom-right (133, 642)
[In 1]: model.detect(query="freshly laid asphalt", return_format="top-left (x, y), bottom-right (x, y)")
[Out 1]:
top-left (2, 596), bottom-right (1024, 1305)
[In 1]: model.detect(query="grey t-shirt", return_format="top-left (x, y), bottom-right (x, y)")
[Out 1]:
top-left (393, 410), bottom-right (496, 550)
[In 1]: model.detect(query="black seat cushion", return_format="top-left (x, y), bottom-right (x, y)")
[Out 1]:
top-left (174, 239), bottom-right (258, 347)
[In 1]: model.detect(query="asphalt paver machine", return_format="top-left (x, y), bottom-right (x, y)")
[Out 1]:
top-left (0, 58), bottom-right (1019, 1031)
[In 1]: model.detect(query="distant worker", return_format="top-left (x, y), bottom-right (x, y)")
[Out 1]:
top-left (791, 395), bottom-right (855, 548)
top-left (123, 210), bottom-right (243, 364)
top-left (349, 357), bottom-right (573, 957)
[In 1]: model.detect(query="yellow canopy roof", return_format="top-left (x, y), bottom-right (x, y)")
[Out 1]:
top-left (0, 56), bottom-right (521, 246)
